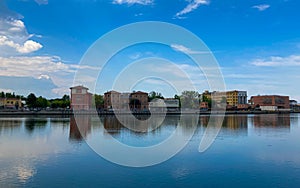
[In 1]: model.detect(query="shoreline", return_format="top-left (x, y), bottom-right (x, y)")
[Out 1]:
top-left (0, 110), bottom-right (298, 116)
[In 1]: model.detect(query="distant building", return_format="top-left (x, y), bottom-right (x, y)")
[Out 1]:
top-left (70, 85), bottom-right (92, 110)
top-left (103, 90), bottom-right (149, 111)
top-left (164, 98), bottom-right (180, 109)
top-left (130, 91), bottom-right (148, 110)
top-left (200, 90), bottom-right (247, 106)
top-left (104, 90), bottom-right (121, 110)
top-left (290, 100), bottom-right (299, 112)
top-left (0, 98), bottom-right (22, 109)
top-left (120, 92), bottom-right (131, 110)
top-left (226, 90), bottom-right (247, 106)
top-left (249, 95), bottom-right (290, 111)
top-left (237, 104), bottom-right (250, 110)
top-left (149, 98), bottom-right (180, 112)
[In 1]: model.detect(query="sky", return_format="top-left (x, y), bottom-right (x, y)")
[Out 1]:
top-left (0, 0), bottom-right (300, 101)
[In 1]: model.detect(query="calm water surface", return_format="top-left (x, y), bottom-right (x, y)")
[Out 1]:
top-left (0, 114), bottom-right (300, 187)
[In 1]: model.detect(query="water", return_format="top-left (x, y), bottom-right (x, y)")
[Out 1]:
top-left (0, 114), bottom-right (300, 187)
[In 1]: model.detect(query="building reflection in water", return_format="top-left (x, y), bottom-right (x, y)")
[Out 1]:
top-left (100, 115), bottom-right (183, 135)
top-left (0, 118), bottom-right (22, 135)
top-left (253, 114), bottom-right (290, 128)
top-left (251, 114), bottom-right (291, 136)
top-left (69, 115), bottom-right (91, 141)
top-left (199, 115), bottom-right (248, 136)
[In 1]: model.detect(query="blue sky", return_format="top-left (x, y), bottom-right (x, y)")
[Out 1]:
top-left (0, 0), bottom-right (300, 101)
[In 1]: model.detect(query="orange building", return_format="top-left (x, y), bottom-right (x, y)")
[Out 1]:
top-left (70, 85), bottom-right (92, 110)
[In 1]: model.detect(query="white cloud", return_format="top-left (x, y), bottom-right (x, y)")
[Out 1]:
top-left (0, 55), bottom-right (99, 96)
top-left (250, 55), bottom-right (300, 67)
top-left (129, 53), bottom-right (141, 60)
top-left (35, 0), bottom-right (48, 5)
top-left (170, 44), bottom-right (211, 54)
top-left (0, 88), bottom-right (13, 93)
top-left (252, 4), bottom-right (270, 11)
top-left (112, 0), bottom-right (153, 5)
top-left (134, 13), bottom-right (144, 16)
top-left (175, 0), bottom-right (209, 18)
top-left (0, 19), bottom-right (43, 55)
top-left (0, 56), bottom-right (68, 78)
top-left (38, 74), bottom-right (50, 80)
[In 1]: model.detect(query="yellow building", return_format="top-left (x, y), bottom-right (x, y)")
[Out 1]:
top-left (0, 98), bottom-right (22, 109)
top-left (200, 90), bottom-right (247, 106)
top-left (226, 90), bottom-right (239, 106)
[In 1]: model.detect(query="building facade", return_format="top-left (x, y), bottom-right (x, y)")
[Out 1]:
top-left (249, 95), bottom-right (290, 110)
top-left (70, 86), bottom-right (92, 110)
top-left (290, 100), bottom-right (300, 112)
top-left (104, 91), bottom-right (121, 110)
top-left (0, 98), bottom-right (22, 109)
top-left (130, 91), bottom-right (148, 110)
top-left (104, 90), bottom-right (149, 111)
top-left (200, 90), bottom-right (247, 106)
top-left (226, 90), bottom-right (247, 106)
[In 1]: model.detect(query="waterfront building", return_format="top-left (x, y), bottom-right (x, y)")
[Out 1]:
top-left (120, 92), bottom-right (131, 110)
top-left (164, 98), bottom-right (180, 111)
top-left (290, 100), bottom-right (300, 112)
top-left (70, 85), bottom-right (92, 110)
top-left (249, 95), bottom-right (290, 111)
top-left (226, 90), bottom-right (247, 106)
top-left (0, 98), bottom-right (22, 109)
top-left (104, 90), bottom-right (149, 111)
top-left (104, 90), bottom-right (121, 110)
top-left (200, 90), bottom-right (247, 106)
top-left (149, 98), bottom-right (180, 112)
top-left (130, 91), bottom-right (148, 110)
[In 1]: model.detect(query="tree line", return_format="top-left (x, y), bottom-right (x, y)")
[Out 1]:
top-left (1, 90), bottom-right (207, 109)
top-left (0, 91), bottom-right (71, 109)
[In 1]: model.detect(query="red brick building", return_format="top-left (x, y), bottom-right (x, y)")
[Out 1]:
top-left (130, 91), bottom-right (148, 110)
top-left (249, 95), bottom-right (290, 110)
top-left (104, 90), bottom-right (148, 111)
top-left (70, 86), bottom-right (92, 110)
top-left (104, 90), bottom-right (121, 110)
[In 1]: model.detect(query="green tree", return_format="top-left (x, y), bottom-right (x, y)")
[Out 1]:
top-left (202, 95), bottom-right (212, 108)
top-left (36, 96), bottom-right (49, 108)
top-left (5, 92), bottom-right (13, 98)
top-left (0, 92), bottom-right (4, 98)
top-left (148, 91), bottom-right (164, 101)
top-left (62, 94), bottom-right (70, 101)
top-left (93, 94), bottom-right (104, 108)
top-left (50, 95), bottom-right (70, 109)
top-left (26, 93), bottom-right (37, 108)
top-left (180, 91), bottom-right (200, 109)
